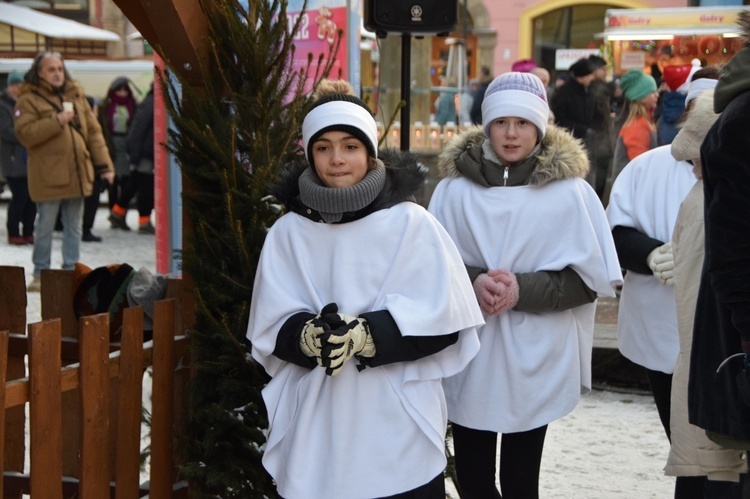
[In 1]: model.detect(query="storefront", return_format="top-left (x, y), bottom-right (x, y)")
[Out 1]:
top-left (597, 5), bottom-right (745, 77)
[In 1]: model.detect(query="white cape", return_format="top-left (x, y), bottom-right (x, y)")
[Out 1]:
top-left (429, 176), bottom-right (622, 432)
top-left (606, 145), bottom-right (696, 373)
top-left (247, 202), bottom-right (483, 499)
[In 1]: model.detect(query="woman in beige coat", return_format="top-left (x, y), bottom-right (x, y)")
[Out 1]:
top-left (667, 85), bottom-right (748, 495)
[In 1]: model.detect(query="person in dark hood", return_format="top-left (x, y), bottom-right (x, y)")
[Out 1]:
top-left (98, 76), bottom-right (138, 232)
top-left (691, 9), bottom-right (750, 454)
top-left (110, 83), bottom-right (155, 234)
top-left (245, 79), bottom-right (482, 499)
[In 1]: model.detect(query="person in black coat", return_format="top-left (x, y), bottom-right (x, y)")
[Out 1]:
top-left (550, 58), bottom-right (612, 201)
top-left (469, 65), bottom-right (493, 125)
top-left (1, 71), bottom-right (35, 245)
top-left (690, 11), bottom-right (750, 447)
top-left (109, 84), bottom-right (155, 234)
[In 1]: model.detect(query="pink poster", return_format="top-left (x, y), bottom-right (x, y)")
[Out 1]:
top-left (288, 0), bottom-right (349, 92)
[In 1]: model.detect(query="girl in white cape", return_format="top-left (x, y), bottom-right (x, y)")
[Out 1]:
top-left (246, 80), bottom-right (483, 499)
top-left (428, 72), bottom-right (622, 498)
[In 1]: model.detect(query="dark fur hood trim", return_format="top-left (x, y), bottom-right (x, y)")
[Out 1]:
top-left (438, 125), bottom-right (590, 186)
top-left (271, 148), bottom-right (427, 212)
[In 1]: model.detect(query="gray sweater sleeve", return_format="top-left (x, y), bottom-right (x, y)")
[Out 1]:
top-left (514, 266), bottom-right (597, 313)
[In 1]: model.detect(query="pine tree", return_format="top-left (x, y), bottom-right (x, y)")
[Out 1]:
top-left (159, 0), bottom-right (338, 495)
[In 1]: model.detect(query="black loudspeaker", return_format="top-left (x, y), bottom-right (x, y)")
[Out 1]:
top-left (363, 0), bottom-right (458, 37)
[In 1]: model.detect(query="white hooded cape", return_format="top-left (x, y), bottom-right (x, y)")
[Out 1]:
top-left (247, 201), bottom-right (483, 499)
top-left (429, 176), bottom-right (622, 433)
top-left (606, 145), bottom-right (696, 373)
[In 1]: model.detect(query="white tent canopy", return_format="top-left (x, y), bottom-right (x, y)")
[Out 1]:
top-left (0, 2), bottom-right (121, 41)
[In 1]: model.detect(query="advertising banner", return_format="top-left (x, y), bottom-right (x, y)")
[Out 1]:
top-left (287, 0), bottom-right (358, 92)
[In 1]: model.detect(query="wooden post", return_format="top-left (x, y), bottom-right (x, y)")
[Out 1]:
top-left (79, 313), bottom-right (111, 499)
top-left (40, 270), bottom-right (77, 339)
top-left (0, 266), bottom-right (27, 499)
top-left (149, 298), bottom-right (176, 498)
top-left (28, 319), bottom-right (63, 499)
top-left (115, 307), bottom-right (145, 499)
top-left (0, 330), bottom-right (9, 495)
top-left (40, 269), bottom-right (82, 481)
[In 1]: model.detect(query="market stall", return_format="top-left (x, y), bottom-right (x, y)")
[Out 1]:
top-left (597, 5), bottom-right (745, 77)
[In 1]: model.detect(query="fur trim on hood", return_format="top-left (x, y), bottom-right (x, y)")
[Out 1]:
top-left (671, 89), bottom-right (719, 163)
top-left (438, 124), bottom-right (589, 186)
top-left (272, 148), bottom-right (426, 213)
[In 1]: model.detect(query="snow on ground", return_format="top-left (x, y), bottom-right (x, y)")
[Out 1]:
top-left (1, 199), bottom-right (674, 497)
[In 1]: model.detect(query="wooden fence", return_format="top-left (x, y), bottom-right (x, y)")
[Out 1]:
top-left (0, 266), bottom-right (191, 498)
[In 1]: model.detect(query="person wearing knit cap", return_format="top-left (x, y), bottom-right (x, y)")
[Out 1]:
top-left (511, 58), bottom-right (537, 73)
top-left (665, 86), bottom-right (747, 499)
top-left (605, 66), bottom-right (723, 499)
top-left (246, 79), bottom-right (482, 499)
top-left (691, 9), bottom-right (750, 460)
top-left (611, 69), bottom-right (658, 179)
top-left (429, 72), bottom-right (622, 499)
top-left (551, 57), bottom-right (613, 200)
top-left (2, 70), bottom-right (35, 245)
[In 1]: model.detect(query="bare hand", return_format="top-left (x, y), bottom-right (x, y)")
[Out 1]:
top-left (57, 110), bottom-right (75, 126)
top-left (100, 170), bottom-right (115, 185)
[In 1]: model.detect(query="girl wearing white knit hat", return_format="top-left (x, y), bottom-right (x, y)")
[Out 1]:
top-left (246, 79), bottom-right (483, 499)
top-left (428, 72), bottom-right (622, 498)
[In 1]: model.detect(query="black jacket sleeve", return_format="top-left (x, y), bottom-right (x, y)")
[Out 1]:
top-left (514, 266), bottom-right (598, 313)
top-left (359, 310), bottom-right (459, 368)
top-left (273, 312), bottom-right (318, 369)
top-left (125, 91), bottom-right (154, 164)
top-left (612, 225), bottom-right (663, 275)
top-left (273, 309), bottom-right (460, 370)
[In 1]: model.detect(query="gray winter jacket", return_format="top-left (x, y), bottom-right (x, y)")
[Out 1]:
top-left (0, 91), bottom-right (26, 178)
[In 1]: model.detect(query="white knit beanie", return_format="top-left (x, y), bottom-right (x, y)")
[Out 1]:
top-left (481, 71), bottom-right (550, 139)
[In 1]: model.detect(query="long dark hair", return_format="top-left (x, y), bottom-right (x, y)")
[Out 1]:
top-left (23, 51), bottom-right (74, 87)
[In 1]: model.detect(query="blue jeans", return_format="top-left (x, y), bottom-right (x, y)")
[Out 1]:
top-left (32, 197), bottom-right (84, 277)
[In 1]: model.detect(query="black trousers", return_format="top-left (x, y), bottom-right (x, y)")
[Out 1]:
top-left (5, 176), bottom-right (36, 238)
top-left (82, 176), bottom-right (106, 232)
top-left (452, 422), bottom-right (548, 499)
top-left (117, 171), bottom-right (154, 217)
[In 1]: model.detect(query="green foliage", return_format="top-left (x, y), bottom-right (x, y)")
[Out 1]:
top-left (159, 0), bottom-right (338, 495)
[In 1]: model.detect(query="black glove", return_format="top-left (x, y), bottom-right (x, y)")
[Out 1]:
top-left (299, 303), bottom-right (339, 358)
top-left (319, 312), bottom-right (375, 376)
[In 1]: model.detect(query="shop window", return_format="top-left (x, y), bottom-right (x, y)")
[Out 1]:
top-left (533, 4), bottom-right (615, 73)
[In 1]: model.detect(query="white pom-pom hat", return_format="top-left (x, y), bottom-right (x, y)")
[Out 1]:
top-left (481, 71), bottom-right (550, 139)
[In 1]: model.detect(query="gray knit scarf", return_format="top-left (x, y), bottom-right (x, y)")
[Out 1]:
top-left (298, 160), bottom-right (386, 223)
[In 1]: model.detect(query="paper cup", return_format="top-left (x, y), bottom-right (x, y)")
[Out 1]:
top-left (62, 102), bottom-right (74, 113)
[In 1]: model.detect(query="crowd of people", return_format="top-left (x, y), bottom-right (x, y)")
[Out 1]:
top-left (3, 10), bottom-right (749, 498)
top-left (1, 51), bottom-right (156, 292)
top-left (247, 10), bottom-right (750, 499)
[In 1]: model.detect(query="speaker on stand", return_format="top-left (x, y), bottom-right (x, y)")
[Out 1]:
top-left (363, 0), bottom-right (458, 151)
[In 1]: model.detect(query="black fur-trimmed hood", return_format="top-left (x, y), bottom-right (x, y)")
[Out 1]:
top-left (271, 148), bottom-right (427, 220)
top-left (438, 125), bottom-right (589, 187)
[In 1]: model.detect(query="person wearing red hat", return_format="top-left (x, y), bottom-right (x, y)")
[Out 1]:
top-left (655, 61), bottom-right (701, 146)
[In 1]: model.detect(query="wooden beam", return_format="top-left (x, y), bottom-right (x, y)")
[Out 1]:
top-left (112, 0), bottom-right (210, 86)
